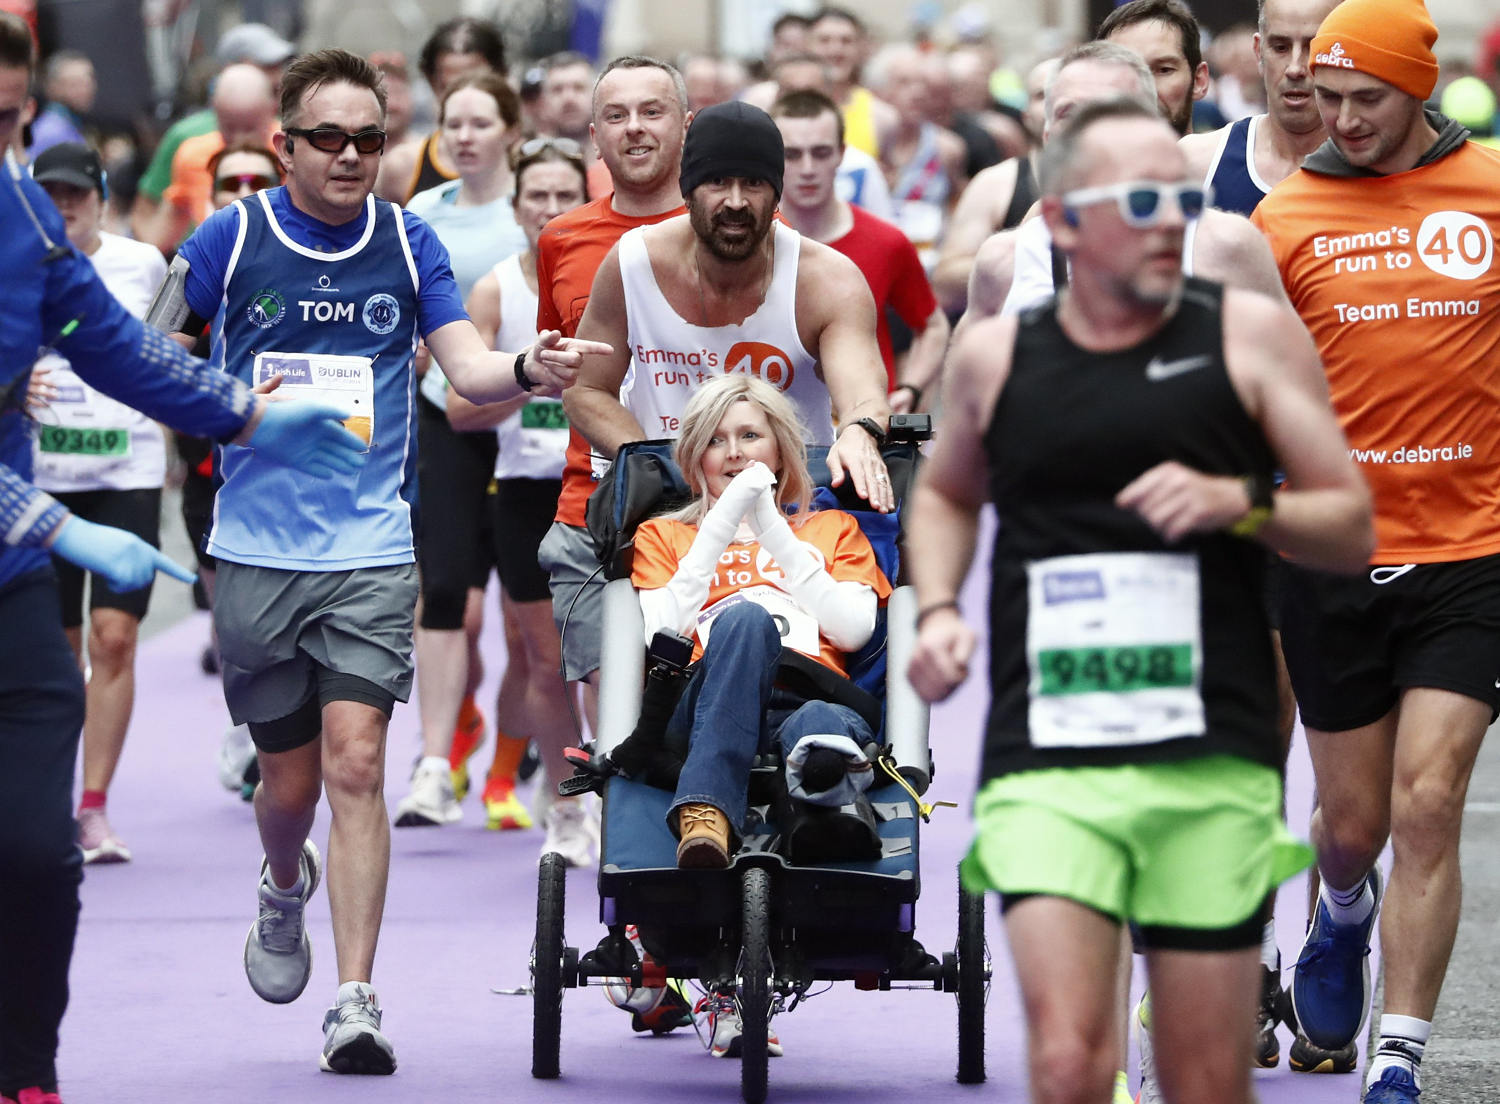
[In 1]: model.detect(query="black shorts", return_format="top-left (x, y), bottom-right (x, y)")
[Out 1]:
top-left (1280, 553), bottom-right (1500, 732)
top-left (51, 488), bottom-right (161, 627)
top-left (415, 394), bottom-right (498, 629)
top-left (491, 477), bottom-right (561, 603)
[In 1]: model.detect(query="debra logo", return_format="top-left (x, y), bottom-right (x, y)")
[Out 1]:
top-left (724, 341), bottom-right (795, 391)
top-left (1315, 41), bottom-right (1356, 68)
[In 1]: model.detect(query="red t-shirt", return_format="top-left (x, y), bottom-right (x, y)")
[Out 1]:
top-left (631, 509), bottom-right (892, 675)
top-left (826, 205), bottom-right (938, 389)
top-left (536, 194), bottom-right (685, 527)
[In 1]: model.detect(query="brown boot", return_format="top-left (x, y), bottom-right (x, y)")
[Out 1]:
top-left (676, 803), bottom-right (730, 869)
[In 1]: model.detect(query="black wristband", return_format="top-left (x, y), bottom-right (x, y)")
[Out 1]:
top-left (1228, 473), bottom-right (1274, 538)
top-left (514, 349), bottom-right (537, 393)
top-left (851, 416), bottom-right (887, 445)
top-left (915, 600), bottom-right (961, 629)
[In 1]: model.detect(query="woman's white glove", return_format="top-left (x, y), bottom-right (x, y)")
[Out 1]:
top-left (749, 485), bottom-right (878, 653)
top-left (639, 463), bottom-right (779, 640)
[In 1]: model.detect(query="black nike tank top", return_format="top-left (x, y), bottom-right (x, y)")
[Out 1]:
top-left (980, 277), bottom-right (1279, 781)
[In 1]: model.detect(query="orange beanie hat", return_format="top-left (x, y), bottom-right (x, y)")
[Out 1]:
top-left (1311, 0), bottom-right (1439, 100)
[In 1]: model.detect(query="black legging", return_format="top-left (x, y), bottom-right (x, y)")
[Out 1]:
top-left (415, 393), bottom-right (498, 629)
top-left (0, 569), bottom-right (86, 1095)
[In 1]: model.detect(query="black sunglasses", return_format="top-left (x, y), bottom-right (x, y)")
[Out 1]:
top-left (285, 126), bottom-right (387, 155)
top-left (216, 173), bottom-right (277, 192)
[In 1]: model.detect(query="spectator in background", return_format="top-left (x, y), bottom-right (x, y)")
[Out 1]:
top-left (377, 16), bottom-right (506, 203)
top-left (945, 44), bottom-right (1027, 167)
top-left (865, 43), bottom-right (968, 268)
top-left (533, 51), bottom-right (609, 197)
top-left (130, 22), bottom-right (294, 245)
top-left (807, 6), bottom-right (897, 160)
top-left (767, 11), bottom-right (811, 68)
top-left (1209, 23), bottom-right (1266, 122)
top-left (137, 63), bottom-right (278, 253)
top-left (368, 51), bottom-right (413, 149)
top-left (27, 49), bottom-right (93, 155)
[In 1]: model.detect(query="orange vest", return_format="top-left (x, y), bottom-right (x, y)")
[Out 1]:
top-left (1253, 141), bottom-right (1500, 563)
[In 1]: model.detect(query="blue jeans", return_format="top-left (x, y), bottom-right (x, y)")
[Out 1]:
top-left (666, 602), bottom-right (872, 835)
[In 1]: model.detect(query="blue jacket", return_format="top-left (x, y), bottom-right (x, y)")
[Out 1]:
top-left (0, 152), bottom-right (253, 589)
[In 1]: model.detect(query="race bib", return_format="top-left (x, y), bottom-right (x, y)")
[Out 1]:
top-left (1025, 551), bottom-right (1205, 749)
top-left (520, 399), bottom-right (568, 430)
top-left (37, 425), bottom-right (130, 456)
top-left (254, 351), bottom-right (375, 445)
top-left (697, 585), bottom-right (820, 657)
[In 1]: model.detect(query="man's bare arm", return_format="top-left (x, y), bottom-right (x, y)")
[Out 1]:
top-left (562, 245), bottom-right (646, 458)
top-left (892, 305), bottom-right (949, 411)
top-left (954, 228), bottom-right (1019, 342)
top-left (1194, 210), bottom-right (1290, 304)
top-left (1178, 128), bottom-right (1223, 187)
top-left (931, 158), bottom-right (1018, 315)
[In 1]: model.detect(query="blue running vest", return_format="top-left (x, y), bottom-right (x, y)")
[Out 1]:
top-left (207, 192), bottom-right (420, 570)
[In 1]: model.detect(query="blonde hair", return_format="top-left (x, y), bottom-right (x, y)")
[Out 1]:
top-left (671, 375), bottom-right (814, 526)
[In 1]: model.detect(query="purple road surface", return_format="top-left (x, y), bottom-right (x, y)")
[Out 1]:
top-left (59, 535), bottom-right (1372, 1102)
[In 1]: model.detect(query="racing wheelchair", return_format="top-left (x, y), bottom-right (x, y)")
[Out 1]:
top-left (529, 415), bottom-right (989, 1103)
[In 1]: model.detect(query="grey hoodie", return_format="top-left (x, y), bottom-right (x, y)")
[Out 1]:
top-left (1301, 109), bottom-right (1471, 178)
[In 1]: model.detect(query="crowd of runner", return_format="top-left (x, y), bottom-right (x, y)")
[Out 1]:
top-left (2, 1), bottom-right (1499, 1101)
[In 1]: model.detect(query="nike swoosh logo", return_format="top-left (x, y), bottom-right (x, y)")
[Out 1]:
top-left (1145, 355), bottom-right (1213, 382)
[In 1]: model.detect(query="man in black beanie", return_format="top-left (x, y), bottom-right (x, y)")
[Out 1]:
top-left (566, 99), bottom-right (894, 518)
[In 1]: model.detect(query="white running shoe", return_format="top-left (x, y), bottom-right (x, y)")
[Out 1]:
top-left (541, 795), bottom-right (598, 867)
top-left (217, 723), bottom-right (256, 793)
top-left (393, 762), bottom-right (462, 827)
top-left (244, 839), bottom-right (321, 1003)
top-left (320, 981), bottom-right (396, 1075)
top-left (1134, 990), bottom-right (1165, 1104)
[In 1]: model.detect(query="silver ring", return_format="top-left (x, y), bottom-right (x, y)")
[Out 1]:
top-left (876, 474), bottom-right (889, 482)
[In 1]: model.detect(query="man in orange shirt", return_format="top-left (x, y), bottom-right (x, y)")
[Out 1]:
top-left (534, 56), bottom-right (692, 701)
top-left (1251, 1), bottom-right (1500, 1099)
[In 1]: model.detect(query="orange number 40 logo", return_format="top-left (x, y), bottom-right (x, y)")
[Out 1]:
top-left (724, 341), bottom-right (795, 391)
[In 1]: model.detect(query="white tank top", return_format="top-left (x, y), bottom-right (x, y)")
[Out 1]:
top-left (615, 221), bottom-right (826, 465)
top-left (490, 254), bottom-right (566, 481)
top-left (33, 233), bottom-right (169, 493)
top-left (1001, 216), bottom-right (1200, 316)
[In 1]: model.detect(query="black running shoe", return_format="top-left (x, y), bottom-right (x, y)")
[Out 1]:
top-left (1255, 966), bottom-right (1282, 1068)
top-left (1289, 1032), bottom-right (1358, 1074)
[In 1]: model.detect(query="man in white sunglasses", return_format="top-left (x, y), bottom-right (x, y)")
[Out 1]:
top-left (906, 95), bottom-right (1372, 1104)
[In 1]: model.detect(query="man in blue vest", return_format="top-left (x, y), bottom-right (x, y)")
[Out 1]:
top-left (168, 46), bottom-right (606, 1074)
top-left (0, 17), bottom-right (368, 1104)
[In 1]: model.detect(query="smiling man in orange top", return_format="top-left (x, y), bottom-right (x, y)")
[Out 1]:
top-left (1251, 2), bottom-right (1500, 1100)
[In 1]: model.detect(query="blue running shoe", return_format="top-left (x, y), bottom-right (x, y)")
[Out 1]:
top-left (1363, 1067), bottom-right (1420, 1102)
top-left (1292, 866), bottom-right (1381, 1050)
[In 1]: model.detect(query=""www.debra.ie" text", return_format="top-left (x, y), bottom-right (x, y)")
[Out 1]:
top-left (1350, 443), bottom-right (1475, 464)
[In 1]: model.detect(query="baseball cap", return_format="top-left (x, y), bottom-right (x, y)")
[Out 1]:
top-left (217, 22), bottom-right (296, 67)
top-left (680, 101), bottom-right (784, 199)
top-left (32, 142), bottom-right (105, 195)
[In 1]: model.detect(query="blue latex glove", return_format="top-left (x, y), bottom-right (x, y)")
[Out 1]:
top-left (50, 516), bottom-right (196, 591)
top-left (247, 401), bottom-right (367, 477)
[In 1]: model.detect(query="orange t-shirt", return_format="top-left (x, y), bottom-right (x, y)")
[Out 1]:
top-left (1253, 141), bottom-right (1500, 563)
top-left (630, 509), bottom-right (893, 675)
top-left (536, 194), bottom-right (685, 527)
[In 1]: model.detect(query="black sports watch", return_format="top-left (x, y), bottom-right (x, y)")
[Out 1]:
top-left (850, 417), bottom-right (887, 446)
top-left (514, 349), bottom-right (537, 393)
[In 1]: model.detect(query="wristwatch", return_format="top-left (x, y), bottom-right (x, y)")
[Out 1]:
top-left (850, 417), bottom-right (887, 446)
top-left (513, 349), bottom-right (537, 393)
top-left (1228, 473), bottom-right (1274, 538)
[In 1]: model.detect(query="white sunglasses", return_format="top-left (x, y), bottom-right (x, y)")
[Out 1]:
top-left (1061, 180), bottom-right (1213, 227)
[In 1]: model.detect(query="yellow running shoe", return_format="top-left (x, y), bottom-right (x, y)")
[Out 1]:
top-left (483, 774), bottom-right (534, 830)
top-left (448, 696), bottom-right (485, 802)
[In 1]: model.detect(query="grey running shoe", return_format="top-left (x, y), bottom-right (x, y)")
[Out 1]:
top-left (320, 981), bottom-right (397, 1075)
top-left (393, 762), bottom-right (462, 827)
top-left (244, 839), bottom-right (321, 1003)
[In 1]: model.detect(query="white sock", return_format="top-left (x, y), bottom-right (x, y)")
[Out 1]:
top-left (1321, 875), bottom-right (1375, 925)
top-left (1366, 1014), bottom-right (1429, 1089)
top-left (268, 866), bottom-right (305, 896)
top-left (1260, 919), bottom-right (1280, 971)
top-left (419, 755), bottom-right (450, 775)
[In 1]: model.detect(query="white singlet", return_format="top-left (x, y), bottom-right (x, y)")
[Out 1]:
top-left (490, 254), bottom-right (566, 481)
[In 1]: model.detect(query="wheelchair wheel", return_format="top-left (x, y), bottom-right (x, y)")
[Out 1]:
top-left (739, 865), bottom-right (772, 1104)
top-left (532, 853), bottom-right (567, 1079)
top-left (956, 874), bottom-right (988, 1084)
